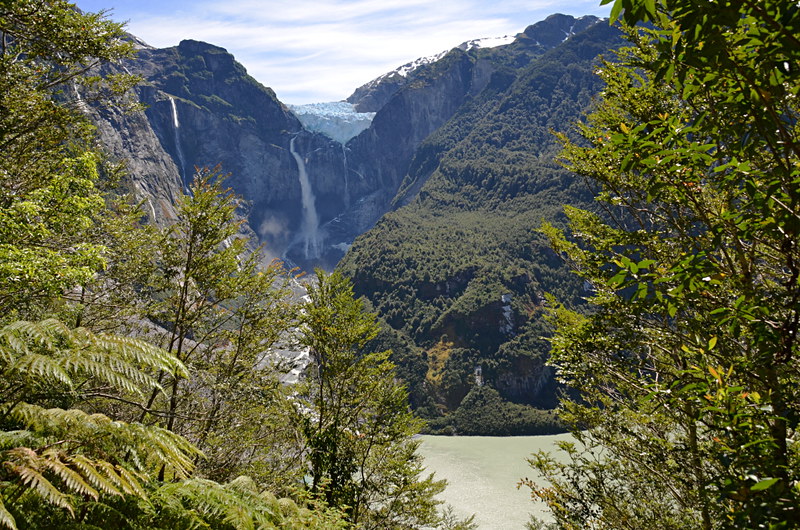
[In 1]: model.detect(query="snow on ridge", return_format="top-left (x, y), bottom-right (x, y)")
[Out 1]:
top-left (371, 32), bottom-right (517, 84)
top-left (394, 49), bottom-right (450, 78)
top-left (457, 34), bottom-right (516, 52)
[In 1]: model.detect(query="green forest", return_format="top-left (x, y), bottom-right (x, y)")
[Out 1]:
top-left (339, 19), bottom-right (623, 427)
top-left (1, 0), bottom-right (799, 529)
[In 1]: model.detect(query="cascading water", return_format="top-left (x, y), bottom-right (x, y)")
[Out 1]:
top-left (341, 145), bottom-right (350, 208)
top-left (289, 136), bottom-right (321, 259)
top-left (169, 97), bottom-right (189, 191)
top-left (72, 83), bottom-right (88, 112)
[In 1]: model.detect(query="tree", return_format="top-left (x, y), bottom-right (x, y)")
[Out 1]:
top-left (295, 269), bottom-right (447, 528)
top-left (528, 1), bottom-right (800, 528)
top-left (0, 3), bottom-right (346, 527)
top-left (134, 167), bottom-right (295, 486)
top-left (0, 0), bottom-right (138, 320)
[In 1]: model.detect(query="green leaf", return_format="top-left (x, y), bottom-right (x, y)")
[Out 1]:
top-left (750, 478), bottom-right (780, 491)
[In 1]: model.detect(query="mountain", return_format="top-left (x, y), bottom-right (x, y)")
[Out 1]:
top-left (86, 14), bottom-right (622, 432)
top-left (338, 16), bottom-right (623, 426)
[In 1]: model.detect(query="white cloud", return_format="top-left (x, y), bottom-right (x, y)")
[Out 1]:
top-left (81, 0), bottom-right (610, 104)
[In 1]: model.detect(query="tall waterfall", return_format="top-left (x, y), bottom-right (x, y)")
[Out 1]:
top-left (341, 144), bottom-right (350, 208)
top-left (169, 97), bottom-right (189, 191)
top-left (289, 136), bottom-right (321, 259)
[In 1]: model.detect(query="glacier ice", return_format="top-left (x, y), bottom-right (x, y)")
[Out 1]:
top-left (289, 101), bottom-right (375, 144)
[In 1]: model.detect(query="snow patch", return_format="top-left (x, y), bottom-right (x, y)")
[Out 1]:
top-left (457, 34), bottom-right (516, 51)
top-left (362, 33), bottom-right (516, 91)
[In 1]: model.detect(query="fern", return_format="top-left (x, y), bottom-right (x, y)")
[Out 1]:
top-left (0, 319), bottom-right (188, 405)
top-left (4, 448), bottom-right (74, 515)
top-left (0, 500), bottom-right (14, 530)
top-left (41, 449), bottom-right (99, 500)
top-left (153, 477), bottom-right (282, 529)
top-left (9, 353), bottom-right (72, 387)
top-left (69, 454), bottom-right (124, 497)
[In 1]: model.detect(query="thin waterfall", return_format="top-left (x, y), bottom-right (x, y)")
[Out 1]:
top-left (289, 136), bottom-right (321, 259)
top-left (169, 97), bottom-right (189, 191)
top-left (146, 198), bottom-right (157, 221)
top-left (72, 84), bottom-right (88, 113)
top-left (341, 144), bottom-right (350, 208)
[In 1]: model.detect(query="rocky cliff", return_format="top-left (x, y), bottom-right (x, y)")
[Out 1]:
top-left (93, 15), bottom-right (605, 274)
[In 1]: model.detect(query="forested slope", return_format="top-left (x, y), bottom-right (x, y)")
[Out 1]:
top-left (339, 19), bottom-right (623, 428)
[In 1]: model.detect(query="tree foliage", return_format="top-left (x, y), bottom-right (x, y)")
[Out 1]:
top-left (339, 21), bottom-right (624, 424)
top-left (529, 1), bottom-right (800, 528)
top-left (0, 0), bottom-right (137, 319)
top-left (295, 269), bottom-right (447, 528)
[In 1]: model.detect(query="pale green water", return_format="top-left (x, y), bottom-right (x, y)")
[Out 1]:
top-left (417, 434), bottom-right (572, 529)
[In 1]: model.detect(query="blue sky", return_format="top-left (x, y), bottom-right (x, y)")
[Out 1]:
top-left (76, 1), bottom-right (611, 104)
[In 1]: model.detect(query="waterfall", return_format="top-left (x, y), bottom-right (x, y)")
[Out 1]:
top-left (289, 136), bottom-right (321, 259)
top-left (341, 144), bottom-right (350, 208)
top-left (169, 97), bottom-right (189, 192)
top-left (146, 198), bottom-right (157, 221)
top-left (72, 84), bottom-right (88, 113)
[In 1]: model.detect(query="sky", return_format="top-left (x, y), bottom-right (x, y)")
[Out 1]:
top-left (76, 1), bottom-right (612, 104)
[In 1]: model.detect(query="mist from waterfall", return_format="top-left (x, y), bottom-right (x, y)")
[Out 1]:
top-left (289, 136), bottom-right (321, 259)
top-left (169, 97), bottom-right (189, 191)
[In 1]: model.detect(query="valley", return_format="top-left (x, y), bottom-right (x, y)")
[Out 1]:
top-left (86, 13), bottom-right (622, 433)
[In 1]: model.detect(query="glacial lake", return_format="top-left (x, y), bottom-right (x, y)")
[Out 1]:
top-left (417, 433), bottom-right (573, 529)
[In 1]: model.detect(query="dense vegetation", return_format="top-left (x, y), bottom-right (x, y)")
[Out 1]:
top-left (339, 20), bottom-right (623, 428)
top-left (0, 2), bottom-right (470, 528)
top-left (527, 1), bottom-right (800, 528)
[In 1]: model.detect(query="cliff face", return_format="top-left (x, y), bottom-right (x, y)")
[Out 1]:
top-left (101, 38), bottom-right (486, 269)
top-left (97, 16), bottom-right (602, 272)
top-left (129, 40), bottom-right (309, 261)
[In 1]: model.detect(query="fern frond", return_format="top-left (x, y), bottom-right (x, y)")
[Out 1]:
top-left (0, 431), bottom-right (37, 451)
top-left (115, 466), bottom-right (147, 498)
top-left (37, 319), bottom-right (71, 338)
top-left (8, 404), bottom-right (199, 481)
top-left (79, 329), bottom-right (189, 379)
top-left (9, 353), bottom-right (72, 387)
top-left (68, 455), bottom-right (122, 497)
top-left (125, 423), bottom-right (199, 479)
top-left (40, 449), bottom-right (99, 500)
top-left (158, 479), bottom-right (258, 530)
top-left (61, 354), bottom-right (145, 397)
top-left (2, 320), bottom-right (187, 405)
top-left (4, 448), bottom-right (73, 515)
top-left (0, 331), bottom-right (27, 365)
top-left (225, 475), bottom-right (258, 494)
top-left (0, 498), bottom-right (16, 530)
top-left (87, 350), bottom-right (165, 393)
top-left (3, 320), bottom-right (60, 350)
